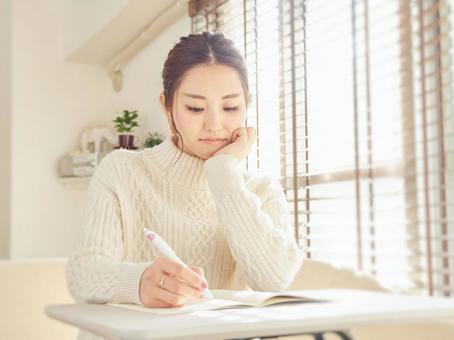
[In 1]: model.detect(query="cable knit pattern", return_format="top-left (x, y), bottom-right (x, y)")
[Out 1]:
top-left (66, 136), bottom-right (303, 340)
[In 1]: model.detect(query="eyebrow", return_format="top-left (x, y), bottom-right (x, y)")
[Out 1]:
top-left (182, 92), bottom-right (241, 100)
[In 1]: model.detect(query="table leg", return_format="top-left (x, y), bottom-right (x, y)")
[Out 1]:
top-left (228, 329), bottom-right (354, 340)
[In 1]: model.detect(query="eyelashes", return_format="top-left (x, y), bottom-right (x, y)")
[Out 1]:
top-left (185, 105), bottom-right (240, 113)
top-left (185, 105), bottom-right (203, 112)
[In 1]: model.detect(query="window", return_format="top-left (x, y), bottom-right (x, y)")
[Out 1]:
top-left (189, 0), bottom-right (454, 296)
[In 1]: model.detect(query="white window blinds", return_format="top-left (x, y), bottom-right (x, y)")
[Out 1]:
top-left (189, 0), bottom-right (454, 296)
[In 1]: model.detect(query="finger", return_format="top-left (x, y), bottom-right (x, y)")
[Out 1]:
top-left (159, 274), bottom-right (202, 300)
top-left (188, 265), bottom-right (201, 275)
top-left (161, 258), bottom-right (207, 290)
top-left (248, 126), bottom-right (256, 137)
top-left (247, 127), bottom-right (256, 144)
top-left (155, 286), bottom-right (187, 307)
top-left (149, 298), bottom-right (176, 308)
top-left (230, 127), bottom-right (242, 142)
top-left (234, 127), bottom-right (249, 143)
top-left (188, 265), bottom-right (205, 281)
top-left (235, 127), bottom-right (253, 147)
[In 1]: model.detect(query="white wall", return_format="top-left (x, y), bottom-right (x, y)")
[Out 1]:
top-left (109, 16), bottom-right (191, 141)
top-left (10, 0), bottom-right (115, 258)
top-left (63, 0), bottom-right (128, 58)
top-left (7, 0), bottom-right (190, 258)
top-left (0, 0), bottom-right (12, 258)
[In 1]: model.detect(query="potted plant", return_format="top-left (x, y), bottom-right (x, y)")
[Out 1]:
top-left (113, 110), bottom-right (140, 149)
top-left (143, 132), bottom-right (164, 149)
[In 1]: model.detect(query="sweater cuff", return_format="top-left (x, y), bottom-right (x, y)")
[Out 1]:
top-left (112, 261), bottom-right (151, 305)
top-left (203, 154), bottom-right (245, 199)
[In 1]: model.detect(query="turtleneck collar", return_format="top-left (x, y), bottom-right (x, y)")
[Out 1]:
top-left (143, 136), bottom-right (209, 189)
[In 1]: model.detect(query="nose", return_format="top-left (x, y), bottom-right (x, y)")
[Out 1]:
top-left (203, 110), bottom-right (223, 131)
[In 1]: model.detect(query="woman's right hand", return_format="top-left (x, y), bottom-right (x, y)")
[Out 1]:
top-left (139, 256), bottom-right (208, 308)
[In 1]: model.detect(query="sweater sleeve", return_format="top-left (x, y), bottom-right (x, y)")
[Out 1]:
top-left (203, 154), bottom-right (304, 292)
top-left (65, 153), bottom-right (151, 305)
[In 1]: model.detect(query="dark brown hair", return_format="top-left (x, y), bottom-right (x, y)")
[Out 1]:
top-left (161, 31), bottom-right (250, 163)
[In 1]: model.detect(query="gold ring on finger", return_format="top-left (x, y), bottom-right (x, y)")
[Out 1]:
top-left (159, 274), bottom-right (168, 289)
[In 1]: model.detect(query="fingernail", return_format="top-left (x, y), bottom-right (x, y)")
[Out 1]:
top-left (200, 281), bottom-right (208, 290)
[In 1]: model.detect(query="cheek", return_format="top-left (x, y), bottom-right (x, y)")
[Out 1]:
top-left (230, 112), bottom-right (247, 129)
top-left (174, 111), bottom-right (197, 132)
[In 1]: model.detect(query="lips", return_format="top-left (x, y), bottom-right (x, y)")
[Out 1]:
top-left (199, 138), bottom-right (227, 145)
top-left (199, 138), bottom-right (227, 141)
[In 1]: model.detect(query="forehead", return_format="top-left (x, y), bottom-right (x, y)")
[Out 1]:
top-left (177, 64), bottom-right (244, 98)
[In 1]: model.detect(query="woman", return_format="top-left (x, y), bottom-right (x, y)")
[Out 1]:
top-left (66, 32), bottom-right (303, 337)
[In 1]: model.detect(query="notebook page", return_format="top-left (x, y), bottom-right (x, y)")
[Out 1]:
top-left (213, 290), bottom-right (279, 305)
top-left (109, 298), bottom-right (248, 315)
top-left (212, 290), bottom-right (320, 306)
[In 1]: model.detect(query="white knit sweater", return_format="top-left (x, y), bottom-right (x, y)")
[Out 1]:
top-left (66, 136), bottom-right (303, 338)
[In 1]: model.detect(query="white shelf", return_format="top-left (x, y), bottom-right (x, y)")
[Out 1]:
top-left (58, 176), bottom-right (91, 190)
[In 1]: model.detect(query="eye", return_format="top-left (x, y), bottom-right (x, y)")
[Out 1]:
top-left (185, 105), bottom-right (204, 112)
top-left (224, 106), bottom-right (239, 112)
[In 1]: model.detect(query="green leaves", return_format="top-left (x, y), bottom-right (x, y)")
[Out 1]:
top-left (113, 110), bottom-right (140, 133)
top-left (143, 132), bottom-right (164, 148)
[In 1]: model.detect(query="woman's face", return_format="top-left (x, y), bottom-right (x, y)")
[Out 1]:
top-left (162, 64), bottom-right (248, 160)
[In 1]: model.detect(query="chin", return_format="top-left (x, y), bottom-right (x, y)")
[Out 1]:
top-left (186, 141), bottom-right (224, 160)
top-left (192, 146), bottom-right (222, 159)
top-left (198, 151), bottom-right (213, 160)
top-left (198, 150), bottom-right (218, 160)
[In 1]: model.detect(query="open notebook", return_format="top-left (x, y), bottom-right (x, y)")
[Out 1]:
top-left (108, 289), bottom-right (327, 314)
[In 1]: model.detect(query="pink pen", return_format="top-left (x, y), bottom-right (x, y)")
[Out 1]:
top-left (143, 228), bottom-right (213, 299)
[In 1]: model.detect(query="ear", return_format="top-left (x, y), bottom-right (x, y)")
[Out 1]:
top-left (159, 92), bottom-right (167, 113)
top-left (160, 92), bottom-right (171, 122)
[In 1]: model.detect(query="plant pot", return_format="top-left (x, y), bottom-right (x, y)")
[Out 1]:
top-left (118, 134), bottom-right (136, 149)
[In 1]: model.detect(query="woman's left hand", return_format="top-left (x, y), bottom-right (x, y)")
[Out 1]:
top-left (213, 127), bottom-right (256, 161)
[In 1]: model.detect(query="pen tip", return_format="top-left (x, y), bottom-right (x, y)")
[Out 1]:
top-left (202, 289), bottom-right (214, 299)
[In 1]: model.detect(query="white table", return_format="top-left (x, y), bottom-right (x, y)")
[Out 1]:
top-left (45, 289), bottom-right (454, 340)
